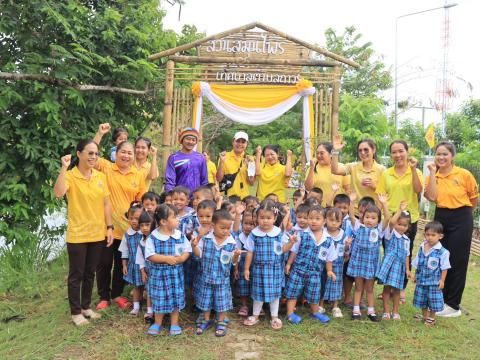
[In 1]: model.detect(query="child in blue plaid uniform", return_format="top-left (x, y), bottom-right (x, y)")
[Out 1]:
top-left (243, 201), bottom-right (291, 330)
top-left (284, 205), bottom-right (337, 324)
top-left (377, 202), bottom-right (412, 320)
top-left (321, 207), bottom-right (350, 318)
top-left (347, 193), bottom-right (390, 322)
top-left (412, 221), bottom-right (450, 326)
top-left (192, 209), bottom-right (241, 337)
top-left (145, 204), bottom-right (192, 336)
top-left (233, 209), bottom-right (256, 317)
top-left (118, 203), bottom-right (143, 315)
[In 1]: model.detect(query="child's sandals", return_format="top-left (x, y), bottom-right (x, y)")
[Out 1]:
top-left (270, 318), bottom-right (283, 330)
top-left (413, 314), bottom-right (424, 322)
top-left (287, 313), bottom-right (302, 324)
top-left (238, 306), bottom-right (249, 317)
top-left (243, 316), bottom-right (260, 326)
top-left (196, 319), bottom-right (214, 335)
top-left (215, 321), bottom-right (228, 337)
top-left (310, 312), bottom-right (330, 323)
top-left (392, 313), bottom-right (401, 321)
top-left (382, 312), bottom-right (391, 320)
top-left (146, 323), bottom-right (162, 336)
top-left (424, 317), bottom-right (436, 327)
top-left (169, 325), bottom-right (182, 336)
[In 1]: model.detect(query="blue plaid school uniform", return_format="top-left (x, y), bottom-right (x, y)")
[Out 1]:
top-left (122, 229), bottom-right (144, 286)
top-left (284, 229), bottom-right (336, 304)
top-left (147, 229), bottom-right (189, 314)
top-left (341, 215), bottom-right (354, 238)
top-left (196, 233), bottom-right (236, 313)
top-left (280, 226), bottom-right (304, 288)
top-left (347, 224), bottom-right (383, 279)
top-left (413, 242), bottom-right (450, 312)
top-left (249, 226), bottom-right (284, 302)
top-left (179, 211), bottom-right (199, 289)
top-left (377, 229), bottom-right (410, 289)
top-left (323, 229), bottom-right (348, 301)
top-left (235, 232), bottom-right (251, 297)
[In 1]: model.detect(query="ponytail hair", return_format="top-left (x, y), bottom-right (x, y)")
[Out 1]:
top-left (152, 204), bottom-right (178, 232)
top-left (68, 139), bottom-right (99, 170)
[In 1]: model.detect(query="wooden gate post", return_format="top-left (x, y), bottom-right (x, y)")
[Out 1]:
top-left (162, 60), bottom-right (175, 184)
top-left (331, 65), bottom-right (341, 141)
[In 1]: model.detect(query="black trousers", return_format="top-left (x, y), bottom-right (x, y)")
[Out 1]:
top-left (435, 206), bottom-right (473, 310)
top-left (67, 240), bottom-right (105, 315)
top-left (403, 221), bottom-right (418, 289)
top-left (96, 239), bottom-right (125, 301)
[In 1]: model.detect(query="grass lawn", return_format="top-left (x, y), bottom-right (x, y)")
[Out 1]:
top-left (1, 253), bottom-right (479, 360)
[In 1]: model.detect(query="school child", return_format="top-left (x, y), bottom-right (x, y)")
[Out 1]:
top-left (412, 221), bottom-right (450, 327)
top-left (284, 205), bottom-right (336, 324)
top-left (342, 196), bottom-right (376, 308)
top-left (243, 195), bottom-right (260, 212)
top-left (192, 185), bottom-right (215, 210)
top-left (243, 201), bottom-right (294, 330)
top-left (264, 193), bottom-right (279, 203)
top-left (306, 187), bottom-right (323, 205)
top-left (141, 191), bottom-right (160, 217)
top-left (192, 209), bottom-right (242, 337)
top-left (145, 204), bottom-right (191, 336)
top-left (110, 127), bottom-right (128, 162)
top-left (347, 193), bottom-right (390, 321)
top-left (159, 190), bottom-right (173, 205)
top-left (289, 188), bottom-right (306, 227)
top-left (233, 209), bottom-right (256, 316)
top-left (135, 211), bottom-right (154, 324)
top-left (376, 202), bottom-right (411, 320)
top-left (333, 194), bottom-right (353, 237)
top-left (118, 203), bottom-right (143, 315)
top-left (321, 207), bottom-right (350, 318)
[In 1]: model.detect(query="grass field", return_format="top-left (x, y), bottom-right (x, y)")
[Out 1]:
top-left (1, 253), bottom-right (479, 360)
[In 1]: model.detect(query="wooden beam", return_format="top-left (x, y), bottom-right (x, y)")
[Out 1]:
top-left (255, 22), bottom-right (360, 69)
top-left (161, 60), bottom-right (175, 182)
top-left (331, 66), bottom-right (341, 141)
top-left (168, 55), bottom-right (339, 67)
top-left (148, 22), bottom-right (258, 61)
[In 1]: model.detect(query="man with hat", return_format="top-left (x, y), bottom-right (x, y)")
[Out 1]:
top-left (216, 131), bottom-right (255, 199)
top-left (165, 127), bottom-right (208, 194)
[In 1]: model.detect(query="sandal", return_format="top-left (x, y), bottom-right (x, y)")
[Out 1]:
top-left (215, 321), bottom-right (228, 337)
top-left (413, 314), bottom-right (424, 322)
top-left (287, 313), bottom-right (302, 324)
top-left (238, 306), bottom-right (249, 317)
top-left (425, 317), bottom-right (436, 327)
top-left (382, 312), bottom-right (391, 320)
top-left (243, 316), bottom-right (260, 326)
top-left (146, 323), bottom-right (162, 336)
top-left (113, 297), bottom-right (132, 310)
top-left (392, 313), bottom-right (401, 321)
top-left (169, 325), bottom-right (182, 336)
top-left (95, 300), bottom-right (110, 311)
top-left (71, 314), bottom-right (89, 326)
top-left (196, 319), bottom-right (214, 335)
top-left (144, 313), bottom-right (154, 325)
top-left (310, 312), bottom-right (330, 323)
top-left (270, 318), bottom-right (283, 330)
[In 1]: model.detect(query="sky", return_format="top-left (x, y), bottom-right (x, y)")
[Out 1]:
top-left (161, 0), bottom-right (479, 128)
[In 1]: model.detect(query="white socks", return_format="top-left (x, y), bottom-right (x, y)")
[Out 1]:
top-left (252, 299), bottom-right (280, 317)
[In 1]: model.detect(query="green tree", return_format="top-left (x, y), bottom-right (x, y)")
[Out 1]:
top-left (324, 26), bottom-right (392, 97)
top-left (445, 99), bottom-right (480, 151)
top-left (0, 1), bottom-right (181, 257)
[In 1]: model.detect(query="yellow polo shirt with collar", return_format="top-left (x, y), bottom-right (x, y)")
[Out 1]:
top-left (376, 166), bottom-right (423, 223)
top-left (135, 160), bottom-right (152, 190)
top-left (97, 158), bottom-right (146, 239)
top-left (257, 162), bottom-right (288, 203)
top-left (307, 163), bottom-right (351, 206)
top-left (345, 161), bottom-right (385, 212)
top-left (426, 166), bottom-right (478, 209)
top-left (207, 160), bottom-right (217, 184)
top-left (219, 150), bottom-right (250, 199)
top-left (65, 167), bottom-right (109, 243)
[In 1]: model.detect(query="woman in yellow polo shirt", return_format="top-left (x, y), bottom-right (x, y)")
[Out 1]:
top-left (331, 134), bottom-right (385, 212)
top-left (255, 144), bottom-right (293, 203)
top-left (94, 140), bottom-right (146, 311)
top-left (305, 142), bottom-right (351, 206)
top-left (54, 140), bottom-right (113, 326)
top-left (425, 141), bottom-right (478, 317)
top-left (376, 140), bottom-right (423, 298)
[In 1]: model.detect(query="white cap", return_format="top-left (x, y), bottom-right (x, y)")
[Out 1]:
top-left (233, 131), bottom-right (249, 141)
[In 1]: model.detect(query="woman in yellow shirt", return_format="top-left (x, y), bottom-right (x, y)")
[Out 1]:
top-left (376, 140), bottom-right (423, 298)
top-left (424, 141), bottom-right (478, 317)
top-left (94, 139), bottom-right (146, 311)
top-left (331, 134), bottom-right (385, 212)
top-left (54, 140), bottom-right (113, 326)
top-left (203, 151), bottom-right (217, 184)
top-left (255, 144), bottom-right (293, 203)
top-left (304, 142), bottom-right (351, 206)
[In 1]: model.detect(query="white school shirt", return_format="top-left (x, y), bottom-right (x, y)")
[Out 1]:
top-left (135, 237), bottom-right (147, 269)
top-left (325, 228), bottom-right (346, 258)
top-left (197, 231), bottom-right (237, 258)
top-left (244, 226), bottom-right (282, 252)
top-left (412, 241), bottom-right (451, 270)
top-left (290, 227), bottom-right (338, 262)
top-left (118, 227), bottom-right (140, 259)
top-left (352, 221), bottom-right (384, 239)
top-left (145, 229), bottom-right (192, 260)
top-left (383, 226), bottom-right (411, 256)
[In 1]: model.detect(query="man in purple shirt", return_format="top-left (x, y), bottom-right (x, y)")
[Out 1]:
top-left (165, 127), bottom-right (208, 194)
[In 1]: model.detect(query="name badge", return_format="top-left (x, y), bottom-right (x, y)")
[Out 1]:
top-left (427, 257), bottom-right (439, 270)
top-left (369, 229), bottom-right (379, 243)
top-left (337, 244), bottom-right (345, 257)
top-left (220, 250), bottom-right (233, 265)
top-left (318, 247), bottom-right (328, 261)
top-left (175, 243), bottom-right (185, 256)
top-left (273, 241), bottom-right (283, 255)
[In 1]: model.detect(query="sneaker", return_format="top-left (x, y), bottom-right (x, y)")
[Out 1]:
top-left (332, 307), bottom-right (343, 318)
top-left (367, 313), bottom-right (381, 322)
top-left (95, 300), bottom-right (110, 311)
top-left (351, 312), bottom-right (362, 320)
top-left (71, 314), bottom-right (89, 326)
top-left (317, 306), bottom-right (326, 314)
top-left (436, 305), bottom-right (461, 318)
top-left (81, 309), bottom-right (101, 320)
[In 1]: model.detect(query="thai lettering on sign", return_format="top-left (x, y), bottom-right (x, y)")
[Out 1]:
top-left (205, 34), bottom-right (286, 55)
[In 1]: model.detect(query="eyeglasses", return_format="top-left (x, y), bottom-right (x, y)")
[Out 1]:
top-left (85, 151), bottom-right (100, 157)
top-left (358, 148), bottom-right (370, 153)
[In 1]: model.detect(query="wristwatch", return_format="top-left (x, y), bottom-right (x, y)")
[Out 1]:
top-left (107, 225), bottom-right (114, 230)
